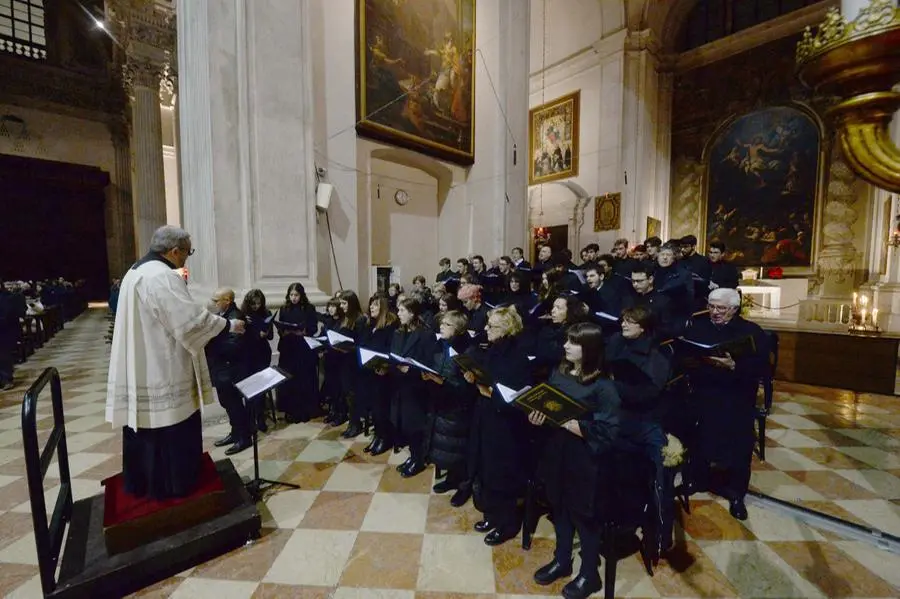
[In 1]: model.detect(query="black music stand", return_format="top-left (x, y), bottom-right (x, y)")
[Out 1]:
top-left (234, 367), bottom-right (299, 501)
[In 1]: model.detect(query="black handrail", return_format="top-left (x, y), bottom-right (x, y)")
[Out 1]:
top-left (21, 367), bottom-right (73, 597)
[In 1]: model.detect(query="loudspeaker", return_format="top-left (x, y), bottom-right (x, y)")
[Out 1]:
top-left (316, 182), bottom-right (334, 212)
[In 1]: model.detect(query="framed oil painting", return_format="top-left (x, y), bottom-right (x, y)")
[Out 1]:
top-left (703, 106), bottom-right (821, 268)
top-left (356, 0), bottom-right (475, 166)
top-left (646, 217), bottom-right (661, 240)
top-left (594, 193), bottom-right (620, 232)
top-left (529, 91), bottom-right (580, 185)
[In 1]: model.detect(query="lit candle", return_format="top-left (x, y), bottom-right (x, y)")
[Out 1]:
top-left (873, 308), bottom-right (879, 324)
top-left (853, 292), bottom-right (858, 306)
top-left (862, 308), bottom-right (867, 323)
top-left (861, 294), bottom-right (869, 307)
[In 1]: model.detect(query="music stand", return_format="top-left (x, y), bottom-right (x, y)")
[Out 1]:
top-left (234, 366), bottom-right (300, 501)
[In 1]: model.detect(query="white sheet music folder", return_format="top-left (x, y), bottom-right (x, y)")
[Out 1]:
top-left (235, 366), bottom-right (289, 399)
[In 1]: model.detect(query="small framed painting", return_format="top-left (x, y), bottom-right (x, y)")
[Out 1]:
top-left (646, 217), bottom-right (661, 240)
top-left (594, 193), bottom-right (621, 232)
top-left (529, 91), bottom-right (580, 185)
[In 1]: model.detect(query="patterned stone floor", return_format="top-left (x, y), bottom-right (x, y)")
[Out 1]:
top-left (0, 309), bottom-right (897, 598)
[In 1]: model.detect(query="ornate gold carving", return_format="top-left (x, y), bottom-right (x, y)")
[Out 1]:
top-left (796, 9), bottom-right (848, 64)
top-left (797, 0), bottom-right (900, 64)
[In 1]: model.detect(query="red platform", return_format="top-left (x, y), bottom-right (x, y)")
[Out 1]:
top-left (101, 452), bottom-right (229, 554)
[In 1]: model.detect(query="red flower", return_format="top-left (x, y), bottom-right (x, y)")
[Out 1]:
top-left (767, 267), bottom-right (784, 279)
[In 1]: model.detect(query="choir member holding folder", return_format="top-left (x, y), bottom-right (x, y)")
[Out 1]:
top-left (462, 306), bottom-right (532, 546)
top-left (335, 290), bottom-right (366, 435)
top-left (678, 288), bottom-right (768, 521)
top-left (240, 289), bottom-right (274, 432)
top-left (527, 323), bottom-right (620, 599)
top-left (319, 299), bottom-right (344, 419)
top-left (389, 297), bottom-right (438, 477)
top-left (357, 294), bottom-right (397, 455)
top-left (275, 283), bottom-right (320, 423)
top-left (424, 310), bottom-right (474, 503)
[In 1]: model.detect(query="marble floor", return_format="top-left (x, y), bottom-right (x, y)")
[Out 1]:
top-left (0, 309), bottom-right (898, 598)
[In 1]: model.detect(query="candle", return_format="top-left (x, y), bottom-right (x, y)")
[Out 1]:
top-left (861, 294), bottom-right (869, 307)
top-left (853, 292), bottom-right (858, 306)
top-left (873, 308), bottom-right (879, 324)
top-left (840, 305), bottom-right (846, 323)
top-left (862, 308), bottom-right (867, 323)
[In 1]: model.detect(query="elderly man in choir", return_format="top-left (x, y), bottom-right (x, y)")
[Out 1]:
top-left (106, 225), bottom-right (246, 500)
top-left (680, 288), bottom-right (767, 520)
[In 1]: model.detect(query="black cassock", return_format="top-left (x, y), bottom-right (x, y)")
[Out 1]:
top-left (680, 315), bottom-right (768, 497)
top-left (389, 326), bottom-right (438, 459)
top-left (467, 335), bottom-right (532, 533)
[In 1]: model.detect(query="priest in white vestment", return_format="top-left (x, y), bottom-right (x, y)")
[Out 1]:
top-left (106, 225), bottom-right (246, 499)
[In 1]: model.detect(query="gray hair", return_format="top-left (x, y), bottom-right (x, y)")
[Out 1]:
top-left (709, 287), bottom-right (741, 307)
top-left (149, 225), bottom-right (191, 253)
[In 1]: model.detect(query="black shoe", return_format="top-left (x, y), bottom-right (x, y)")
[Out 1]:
top-left (474, 519), bottom-right (495, 533)
top-left (214, 433), bottom-right (235, 448)
top-left (729, 497), bottom-right (748, 521)
top-left (432, 478), bottom-right (457, 494)
top-left (370, 438), bottom-right (390, 456)
top-left (534, 559), bottom-right (573, 586)
top-left (364, 438), bottom-right (377, 453)
top-left (484, 527), bottom-right (518, 546)
top-left (257, 421), bottom-right (268, 434)
top-left (561, 574), bottom-right (602, 599)
top-left (400, 460), bottom-right (426, 478)
top-left (450, 485), bottom-right (472, 507)
top-left (225, 438), bottom-right (252, 456)
top-left (341, 422), bottom-right (363, 439)
top-left (396, 457), bottom-right (413, 472)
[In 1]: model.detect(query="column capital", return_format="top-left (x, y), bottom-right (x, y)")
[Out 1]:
top-left (122, 56), bottom-right (163, 95)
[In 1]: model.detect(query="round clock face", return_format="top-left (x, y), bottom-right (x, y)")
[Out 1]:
top-left (394, 189), bottom-right (410, 206)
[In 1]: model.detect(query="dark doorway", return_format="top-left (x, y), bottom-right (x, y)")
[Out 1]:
top-left (0, 154), bottom-right (111, 300)
top-left (532, 225), bottom-right (568, 262)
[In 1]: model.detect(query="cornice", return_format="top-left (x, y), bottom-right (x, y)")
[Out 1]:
top-left (529, 29), bottom-right (628, 95)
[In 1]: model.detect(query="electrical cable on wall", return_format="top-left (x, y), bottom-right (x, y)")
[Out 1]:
top-left (315, 167), bottom-right (344, 291)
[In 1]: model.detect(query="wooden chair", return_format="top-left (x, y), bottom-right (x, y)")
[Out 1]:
top-left (755, 330), bottom-right (779, 462)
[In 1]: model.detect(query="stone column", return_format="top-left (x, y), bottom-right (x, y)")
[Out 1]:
top-left (107, 119), bottom-right (137, 275)
top-left (123, 58), bottom-right (168, 253)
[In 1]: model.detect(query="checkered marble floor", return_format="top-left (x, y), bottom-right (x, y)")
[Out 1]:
top-left (0, 309), bottom-right (897, 598)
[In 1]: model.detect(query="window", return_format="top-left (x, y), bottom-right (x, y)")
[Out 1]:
top-left (681, 0), bottom-right (821, 51)
top-left (0, 0), bottom-right (46, 60)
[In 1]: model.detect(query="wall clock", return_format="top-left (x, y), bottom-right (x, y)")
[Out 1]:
top-left (394, 189), bottom-right (410, 206)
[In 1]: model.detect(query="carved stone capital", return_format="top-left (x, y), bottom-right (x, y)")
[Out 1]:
top-left (122, 57), bottom-right (163, 95)
top-left (159, 60), bottom-right (177, 106)
top-left (107, 0), bottom-right (176, 59)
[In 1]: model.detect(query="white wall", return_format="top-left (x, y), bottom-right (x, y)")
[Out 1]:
top-left (530, 0), bottom-right (605, 68)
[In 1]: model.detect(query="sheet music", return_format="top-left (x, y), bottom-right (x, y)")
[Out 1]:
top-left (467, 330), bottom-right (477, 338)
top-left (678, 337), bottom-right (716, 349)
top-left (594, 311), bottom-right (619, 322)
top-left (327, 330), bottom-right (354, 345)
top-left (448, 346), bottom-right (459, 357)
top-left (496, 383), bottom-right (532, 404)
top-left (408, 357), bottom-right (439, 375)
top-left (359, 347), bottom-right (390, 365)
top-left (305, 336), bottom-right (323, 350)
top-left (235, 367), bottom-right (287, 399)
top-left (390, 352), bottom-right (412, 365)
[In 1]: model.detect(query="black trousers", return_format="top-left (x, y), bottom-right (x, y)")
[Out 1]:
top-left (0, 348), bottom-right (13, 384)
top-left (216, 384), bottom-right (251, 441)
top-left (553, 507), bottom-right (601, 579)
top-left (122, 411), bottom-right (203, 500)
top-left (687, 446), bottom-right (753, 499)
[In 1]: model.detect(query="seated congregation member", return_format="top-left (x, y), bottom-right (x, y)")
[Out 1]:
top-left (458, 283), bottom-right (489, 342)
top-left (206, 288), bottom-right (252, 456)
top-left (464, 306), bottom-right (532, 546)
top-left (359, 294), bottom-right (397, 456)
top-left (606, 306), bottom-right (673, 551)
top-left (681, 288), bottom-right (768, 521)
top-left (654, 243), bottom-right (695, 325)
top-left (528, 322), bottom-right (620, 599)
top-left (319, 298), bottom-right (344, 413)
top-left (425, 310), bottom-right (475, 502)
top-left (503, 270), bottom-right (538, 317)
top-left (275, 282), bottom-right (320, 423)
top-left (337, 290), bottom-right (366, 437)
top-left (240, 288), bottom-right (274, 432)
top-left (389, 297), bottom-right (438, 477)
top-left (708, 241), bottom-right (740, 290)
top-left (621, 263), bottom-right (677, 340)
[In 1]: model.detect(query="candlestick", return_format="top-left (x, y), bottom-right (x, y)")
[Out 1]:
top-left (853, 292), bottom-right (858, 305)
top-left (862, 308), bottom-right (867, 323)
top-left (861, 294), bottom-right (869, 307)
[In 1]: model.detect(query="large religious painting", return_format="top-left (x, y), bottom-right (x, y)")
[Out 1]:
top-left (704, 106), bottom-right (820, 267)
top-left (529, 91), bottom-right (580, 185)
top-left (356, 0), bottom-right (475, 166)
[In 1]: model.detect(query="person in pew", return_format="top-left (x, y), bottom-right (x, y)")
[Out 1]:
top-left (106, 225), bottom-right (246, 500)
top-left (458, 283), bottom-right (489, 342)
top-left (511, 246), bottom-right (531, 271)
top-left (679, 288), bottom-right (768, 521)
top-left (239, 288), bottom-right (274, 433)
top-left (463, 306), bottom-right (533, 546)
top-left (337, 290), bottom-right (367, 437)
top-left (388, 297), bottom-right (438, 477)
top-left (435, 257), bottom-right (455, 283)
top-left (528, 322), bottom-right (620, 599)
top-left (654, 243), bottom-right (695, 324)
top-left (359, 294), bottom-right (397, 456)
top-left (621, 263), bottom-right (678, 340)
top-left (275, 282), bottom-right (321, 424)
top-left (425, 310), bottom-right (475, 501)
top-left (205, 288), bottom-right (252, 455)
top-left (605, 306), bottom-right (673, 553)
top-left (0, 280), bottom-right (26, 391)
top-left (708, 241), bottom-right (740, 290)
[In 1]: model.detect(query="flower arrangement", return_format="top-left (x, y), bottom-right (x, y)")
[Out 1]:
top-left (661, 433), bottom-right (685, 468)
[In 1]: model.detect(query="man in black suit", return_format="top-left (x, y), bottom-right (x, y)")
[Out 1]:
top-left (511, 247), bottom-right (531, 271)
top-left (708, 241), bottom-right (740, 289)
top-left (435, 257), bottom-right (455, 283)
top-left (621, 263), bottom-right (677, 341)
top-left (612, 238), bottom-right (638, 276)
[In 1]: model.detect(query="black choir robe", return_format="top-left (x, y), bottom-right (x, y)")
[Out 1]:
top-left (389, 326), bottom-right (438, 444)
top-left (275, 302), bottom-right (320, 419)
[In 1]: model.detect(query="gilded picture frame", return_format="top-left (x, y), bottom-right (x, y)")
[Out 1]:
top-left (529, 91), bottom-right (580, 185)
top-left (594, 193), bottom-right (621, 232)
top-left (355, 0), bottom-right (476, 166)
top-left (646, 217), bottom-right (662, 240)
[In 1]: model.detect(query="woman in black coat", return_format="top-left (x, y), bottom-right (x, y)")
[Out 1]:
top-left (528, 322), bottom-right (620, 599)
top-left (240, 288), bottom-right (274, 432)
top-left (319, 299), bottom-right (344, 417)
top-left (275, 282), bottom-right (320, 423)
top-left (388, 296), bottom-right (438, 477)
top-left (358, 294), bottom-right (397, 455)
top-left (424, 310), bottom-right (473, 497)
top-left (336, 290), bottom-right (366, 435)
top-left (463, 305), bottom-right (532, 546)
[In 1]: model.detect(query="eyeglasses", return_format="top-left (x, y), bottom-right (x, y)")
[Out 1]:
top-left (180, 247), bottom-right (195, 256)
top-left (707, 304), bottom-right (733, 313)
